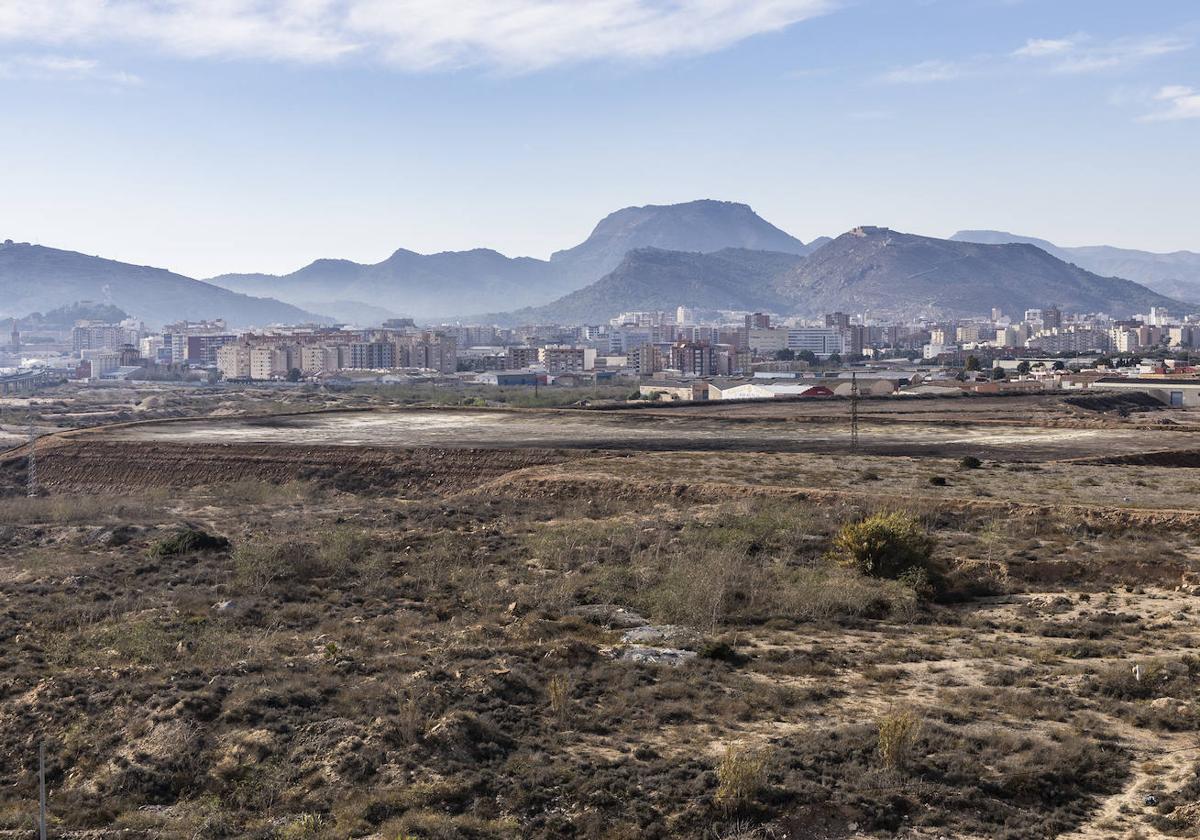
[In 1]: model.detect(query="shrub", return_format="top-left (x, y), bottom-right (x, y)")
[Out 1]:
top-left (831, 513), bottom-right (935, 580)
top-left (928, 475), bottom-right (947, 486)
top-left (877, 708), bottom-right (920, 771)
top-left (959, 456), bottom-right (982, 470)
top-left (714, 744), bottom-right (768, 813)
top-left (149, 527), bottom-right (229, 558)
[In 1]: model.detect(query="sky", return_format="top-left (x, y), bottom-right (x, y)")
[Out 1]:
top-left (0, 0), bottom-right (1197, 279)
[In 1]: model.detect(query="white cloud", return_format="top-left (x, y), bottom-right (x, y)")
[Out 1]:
top-left (0, 0), bottom-right (836, 71)
top-left (880, 59), bottom-right (965, 84)
top-left (0, 53), bottom-right (140, 84)
top-left (1012, 37), bottom-right (1074, 58)
top-left (1140, 84), bottom-right (1200, 121)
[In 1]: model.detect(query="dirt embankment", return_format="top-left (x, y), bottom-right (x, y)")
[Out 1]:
top-left (2, 441), bottom-right (576, 495)
top-left (468, 471), bottom-right (1200, 531)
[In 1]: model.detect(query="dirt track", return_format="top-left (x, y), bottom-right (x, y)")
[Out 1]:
top-left (39, 405), bottom-right (1200, 461)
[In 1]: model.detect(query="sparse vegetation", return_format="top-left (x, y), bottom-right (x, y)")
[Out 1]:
top-left (0, 390), bottom-right (1191, 838)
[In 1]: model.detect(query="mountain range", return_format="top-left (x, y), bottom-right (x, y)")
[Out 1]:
top-left (1, 201), bottom-right (1193, 328)
top-left (951, 230), bottom-right (1200, 303)
top-left (0, 239), bottom-right (322, 328)
top-left (207, 200), bottom-right (814, 319)
top-left (503, 226), bottom-right (1184, 324)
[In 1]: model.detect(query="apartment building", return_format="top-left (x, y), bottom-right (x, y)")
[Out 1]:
top-left (217, 343), bottom-right (252, 379)
top-left (349, 341), bottom-right (396, 370)
top-left (72, 321), bottom-right (139, 353)
top-left (670, 341), bottom-right (717, 377)
top-left (538, 345), bottom-right (596, 374)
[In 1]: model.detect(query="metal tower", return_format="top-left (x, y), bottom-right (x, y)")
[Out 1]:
top-left (26, 419), bottom-right (37, 498)
top-left (849, 372), bottom-right (860, 452)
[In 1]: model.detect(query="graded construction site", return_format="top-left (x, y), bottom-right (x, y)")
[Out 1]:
top-left (1, 391), bottom-right (1200, 839)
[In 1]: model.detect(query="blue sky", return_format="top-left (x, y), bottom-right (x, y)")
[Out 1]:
top-left (0, 0), bottom-right (1196, 278)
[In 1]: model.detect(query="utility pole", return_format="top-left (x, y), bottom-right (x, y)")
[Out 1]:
top-left (38, 741), bottom-right (46, 840)
top-left (26, 418), bottom-right (37, 498)
top-left (849, 372), bottom-right (860, 452)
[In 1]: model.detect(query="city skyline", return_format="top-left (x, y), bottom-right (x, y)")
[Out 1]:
top-left (0, 0), bottom-right (1197, 278)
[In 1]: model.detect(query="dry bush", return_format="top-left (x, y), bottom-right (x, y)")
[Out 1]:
top-left (546, 673), bottom-right (573, 727)
top-left (233, 528), bottom-right (384, 591)
top-left (832, 513), bottom-right (935, 580)
top-left (0, 491), bottom-right (169, 525)
top-left (777, 566), bottom-right (919, 622)
top-left (877, 707), bottom-right (921, 771)
top-left (715, 744), bottom-right (769, 814)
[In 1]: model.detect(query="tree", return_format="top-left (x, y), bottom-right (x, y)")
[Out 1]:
top-left (1052, 360), bottom-right (1065, 371)
top-left (965, 355), bottom-right (981, 372)
top-left (287, 368), bottom-right (302, 382)
top-left (992, 366), bottom-right (1005, 380)
top-left (774, 348), bottom-right (795, 361)
top-left (1016, 361), bottom-right (1031, 375)
top-left (1094, 356), bottom-right (1113, 368)
top-left (826, 352), bottom-right (842, 366)
top-left (796, 350), bottom-right (818, 365)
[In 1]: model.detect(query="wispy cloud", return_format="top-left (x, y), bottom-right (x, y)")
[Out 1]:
top-left (1011, 38), bottom-right (1073, 58)
top-left (882, 31), bottom-right (1191, 87)
top-left (1140, 84), bottom-right (1200, 121)
top-left (0, 0), bottom-right (837, 73)
top-left (0, 53), bottom-right (140, 85)
top-left (1012, 34), bottom-right (1191, 74)
top-left (880, 59), bottom-right (965, 84)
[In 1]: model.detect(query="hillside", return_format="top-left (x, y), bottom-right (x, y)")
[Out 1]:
top-left (494, 248), bottom-right (802, 325)
top-left (0, 240), bottom-right (323, 328)
top-left (207, 200), bottom-right (811, 320)
top-left (952, 230), bottom-right (1200, 302)
top-left (777, 227), bottom-right (1184, 319)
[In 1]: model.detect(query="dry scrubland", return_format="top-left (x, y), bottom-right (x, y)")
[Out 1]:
top-left (1, 396), bottom-right (1200, 838)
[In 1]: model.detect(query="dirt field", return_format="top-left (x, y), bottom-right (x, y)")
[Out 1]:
top-left (2, 392), bottom-right (1200, 838)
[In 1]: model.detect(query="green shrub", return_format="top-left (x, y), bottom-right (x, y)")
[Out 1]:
top-left (959, 456), bottom-right (983, 470)
top-left (149, 527), bottom-right (229, 558)
top-left (831, 513), bottom-right (935, 580)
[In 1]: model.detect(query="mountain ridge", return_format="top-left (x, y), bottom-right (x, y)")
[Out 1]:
top-left (951, 229), bottom-right (1200, 302)
top-left (207, 200), bottom-right (812, 319)
top-left (0, 240), bottom-right (324, 328)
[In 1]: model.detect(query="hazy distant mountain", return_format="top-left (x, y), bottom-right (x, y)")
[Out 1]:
top-left (211, 248), bottom-right (560, 321)
top-left (496, 226), bottom-right (1186, 325)
top-left (0, 240), bottom-right (323, 328)
top-left (952, 230), bottom-right (1200, 302)
top-left (208, 199), bottom-right (812, 319)
top-left (497, 247), bottom-right (803, 325)
top-left (778, 227), bottom-right (1183, 319)
top-left (548, 200), bottom-right (810, 285)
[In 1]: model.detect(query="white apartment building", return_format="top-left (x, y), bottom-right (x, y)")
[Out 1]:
top-left (747, 327), bottom-right (788, 354)
top-left (217, 344), bottom-right (251, 379)
top-left (786, 328), bottom-right (846, 359)
top-left (250, 346), bottom-right (290, 380)
top-left (301, 345), bottom-right (343, 375)
top-left (538, 345), bottom-right (596, 374)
